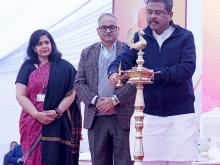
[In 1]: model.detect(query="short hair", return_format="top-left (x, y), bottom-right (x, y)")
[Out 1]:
top-left (10, 141), bottom-right (18, 146)
top-left (147, 0), bottom-right (173, 12)
top-left (26, 29), bottom-right (62, 64)
top-left (98, 13), bottom-right (118, 26)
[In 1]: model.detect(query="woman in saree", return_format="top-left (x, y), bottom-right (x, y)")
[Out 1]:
top-left (15, 29), bottom-right (82, 165)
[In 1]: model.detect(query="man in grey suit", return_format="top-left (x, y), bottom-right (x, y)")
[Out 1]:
top-left (74, 13), bottom-right (135, 165)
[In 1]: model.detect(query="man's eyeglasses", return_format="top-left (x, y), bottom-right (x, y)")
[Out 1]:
top-left (146, 9), bottom-right (169, 17)
top-left (99, 25), bottom-right (118, 32)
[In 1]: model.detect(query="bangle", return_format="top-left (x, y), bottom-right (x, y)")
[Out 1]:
top-left (34, 111), bottom-right (39, 119)
top-left (55, 108), bottom-right (63, 118)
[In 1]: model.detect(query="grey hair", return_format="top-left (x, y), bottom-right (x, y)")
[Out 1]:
top-left (147, 0), bottom-right (173, 12)
top-left (98, 13), bottom-right (118, 26)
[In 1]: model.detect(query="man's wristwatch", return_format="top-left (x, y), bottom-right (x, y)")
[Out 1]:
top-left (94, 96), bottom-right (99, 105)
top-left (111, 96), bottom-right (119, 106)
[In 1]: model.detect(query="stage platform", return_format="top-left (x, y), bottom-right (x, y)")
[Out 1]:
top-left (79, 152), bottom-right (91, 165)
top-left (79, 160), bottom-right (91, 165)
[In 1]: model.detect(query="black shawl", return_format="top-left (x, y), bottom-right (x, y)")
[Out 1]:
top-left (42, 59), bottom-right (82, 165)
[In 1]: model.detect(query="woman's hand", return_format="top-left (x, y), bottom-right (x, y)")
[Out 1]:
top-left (45, 110), bottom-right (58, 119)
top-left (35, 111), bottom-right (56, 125)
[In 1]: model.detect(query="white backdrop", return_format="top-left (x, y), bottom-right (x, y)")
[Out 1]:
top-left (0, 0), bottom-right (203, 163)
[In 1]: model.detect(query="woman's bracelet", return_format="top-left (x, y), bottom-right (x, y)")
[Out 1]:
top-left (33, 111), bottom-right (39, 119)
top-left (55, 107), bottom-right (63, 118)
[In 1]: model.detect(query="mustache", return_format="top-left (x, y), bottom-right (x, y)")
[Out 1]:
top-left (149, 20), bottom-right (159, 25)
top-left (104, 33), bottom-right (113, 36)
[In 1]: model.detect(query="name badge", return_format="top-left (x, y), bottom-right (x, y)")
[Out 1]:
top-left (37, 94), bottom-right (45, 102)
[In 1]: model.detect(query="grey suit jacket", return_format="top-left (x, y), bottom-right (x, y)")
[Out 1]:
top-left (74, 41), bottom-right (136, 129)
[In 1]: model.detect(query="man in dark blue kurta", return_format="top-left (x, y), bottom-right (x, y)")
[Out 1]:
top-left (108, 0), bottom-right (198, 164)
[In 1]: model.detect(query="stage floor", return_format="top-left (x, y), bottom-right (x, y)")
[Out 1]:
top-left (79, 152), bottom-right (91, 164)
top-left (79, 160), bottom-right (91, 165)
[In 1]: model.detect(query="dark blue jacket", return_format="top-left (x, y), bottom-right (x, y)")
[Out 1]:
top-left (6, 145), bottom-right (23, 165)
top-left (3, 151), bottom-right (13, 165)
top-left (108, 24), bottom-right (196, 116)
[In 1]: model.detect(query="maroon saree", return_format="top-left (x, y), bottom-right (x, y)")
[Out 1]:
top-left (19, 63), bottom-right (50, 165)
